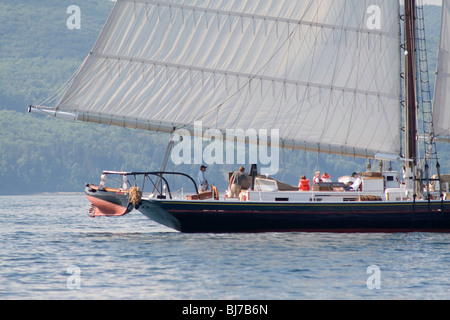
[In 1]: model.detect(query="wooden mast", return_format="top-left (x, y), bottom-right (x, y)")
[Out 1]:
top-left (404, 0), bottom-right (418, 190)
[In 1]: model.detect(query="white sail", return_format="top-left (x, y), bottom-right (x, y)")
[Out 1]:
top-left (433, 0), bottom-right (450, 141)
top-left (56, 0), bottom-right (402, 158)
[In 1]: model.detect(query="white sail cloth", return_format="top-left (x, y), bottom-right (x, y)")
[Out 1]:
top-left (433, 0), bottom-right (450, 140)
top-left (57, 0), bottom-right (402, 158)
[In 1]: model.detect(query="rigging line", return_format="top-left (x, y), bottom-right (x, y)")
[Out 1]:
top-left (55, 50), bottom-right (97, 110)
top-left (317, 0), bottom-right (341, 145)
top-left (284, 5), bottom-right (326, 140)
top-left (122, 7), bottom-right (145, 62)
top-left (126, 0), bottom-right (394, 37)
top-left (166, 68), bottom-right (201, 125)
top-left (252, 80), bottom-right (286, 134)
top-left (327, 4), bottom-right (358, 146)
top-left (342, 0), bottom-right (359, 147)
top-left (93, 54), bottom-right (396, 99)
top-left (359, 96), bottom-right (381, 151)
top-left (269, 21), bottom-right (296, 129)
top-left (38, 64), bottom-right (83, 107)
top-left (284, 21), bottom-right (292, 82)
top-left (301, 1), bottom-right (336, 145)
top-left (280, 18), bottom-right (316, 139)
top-left (305, 0), bottom-right (323, 95)
top-left (228, 77), bottom-right (252, 130)
top-left (339, 3), bottom-right (400, 149)
top-left (323, 0), bottom-right (342, 85)
top-left (285, 83), bottom-right (309, 139)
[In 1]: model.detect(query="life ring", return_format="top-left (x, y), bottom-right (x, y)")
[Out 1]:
top-left (212, 185), bottom-right (219, 201)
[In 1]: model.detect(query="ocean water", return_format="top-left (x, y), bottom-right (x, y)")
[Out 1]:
top-left (1, 194), bottom-right (450, 301)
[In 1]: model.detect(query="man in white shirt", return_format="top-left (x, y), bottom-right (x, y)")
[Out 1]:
top-left (198, 165), bottom-right (209, 192)
top-left (345, 172), bottom-right (362, 191)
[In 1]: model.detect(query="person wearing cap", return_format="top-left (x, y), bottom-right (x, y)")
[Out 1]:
top-left (198, 165), bottom-right (209, 192)
top-left (345, 172), bottom-right (362, 191)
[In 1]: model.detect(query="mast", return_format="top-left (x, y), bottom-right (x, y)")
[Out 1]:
top-left (404, 0), bottom-right (418, 189)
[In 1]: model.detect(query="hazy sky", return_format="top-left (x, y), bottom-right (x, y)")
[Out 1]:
top-left (422, 0), bottom-right (442, 5)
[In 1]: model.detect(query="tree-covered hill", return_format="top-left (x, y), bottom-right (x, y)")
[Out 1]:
top-left (0, 0), bottom-right (113, 111)
top-left (0, 109), bottom-right (172, 194)
top-left (0, 1), bottom-right (448, 195)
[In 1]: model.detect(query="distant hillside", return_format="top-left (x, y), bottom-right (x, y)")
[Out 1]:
top-left (0, 109), bottom-right (172, 195)
top-left (0, 0), bottom-right (113, 111)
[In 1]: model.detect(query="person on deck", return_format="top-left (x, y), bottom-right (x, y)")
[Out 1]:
top-left (321, 173), bottom-right (332, 182)
top-left (345, 172), bottom-right (362, 191)
top-left (298, 175), bottom-right (311, 191)
top-left (229, 166), bottom-right (247, 198)
top-left (198, 165), bottom-right (209, 192)
top-left (313, 171), bottom-right (322, 184)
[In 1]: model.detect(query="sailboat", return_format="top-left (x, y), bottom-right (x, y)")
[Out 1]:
top-left (30, 0), bottom-right (450, 233)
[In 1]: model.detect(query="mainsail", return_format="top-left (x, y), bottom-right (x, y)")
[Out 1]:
top-left (54, 0), bottom-right (402, 158)
top-left (433, 0), bottom-right (450, 141)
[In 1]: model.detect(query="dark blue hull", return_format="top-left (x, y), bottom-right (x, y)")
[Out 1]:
top-left (138, 199), bottom-right (450, 233)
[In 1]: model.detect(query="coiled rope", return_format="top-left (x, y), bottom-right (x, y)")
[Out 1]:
top-left (129, 186), bottom-right (143, 206)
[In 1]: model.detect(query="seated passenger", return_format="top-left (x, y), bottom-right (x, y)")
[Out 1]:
top-left (298, 175), bottom-right (311, 191)
top-left (321, 173), bottom-right (332, 182)
top-left (345, 172), bottom-right (362, 191)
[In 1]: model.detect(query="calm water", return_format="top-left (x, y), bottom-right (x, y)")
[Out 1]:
top-left (1, 194), bottom-right (449, 300)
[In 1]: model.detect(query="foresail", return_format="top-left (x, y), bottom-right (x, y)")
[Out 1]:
top-left (433, 0), bottom-right (450, 141)
top-left (56, 0), bottom-right (402, 158)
